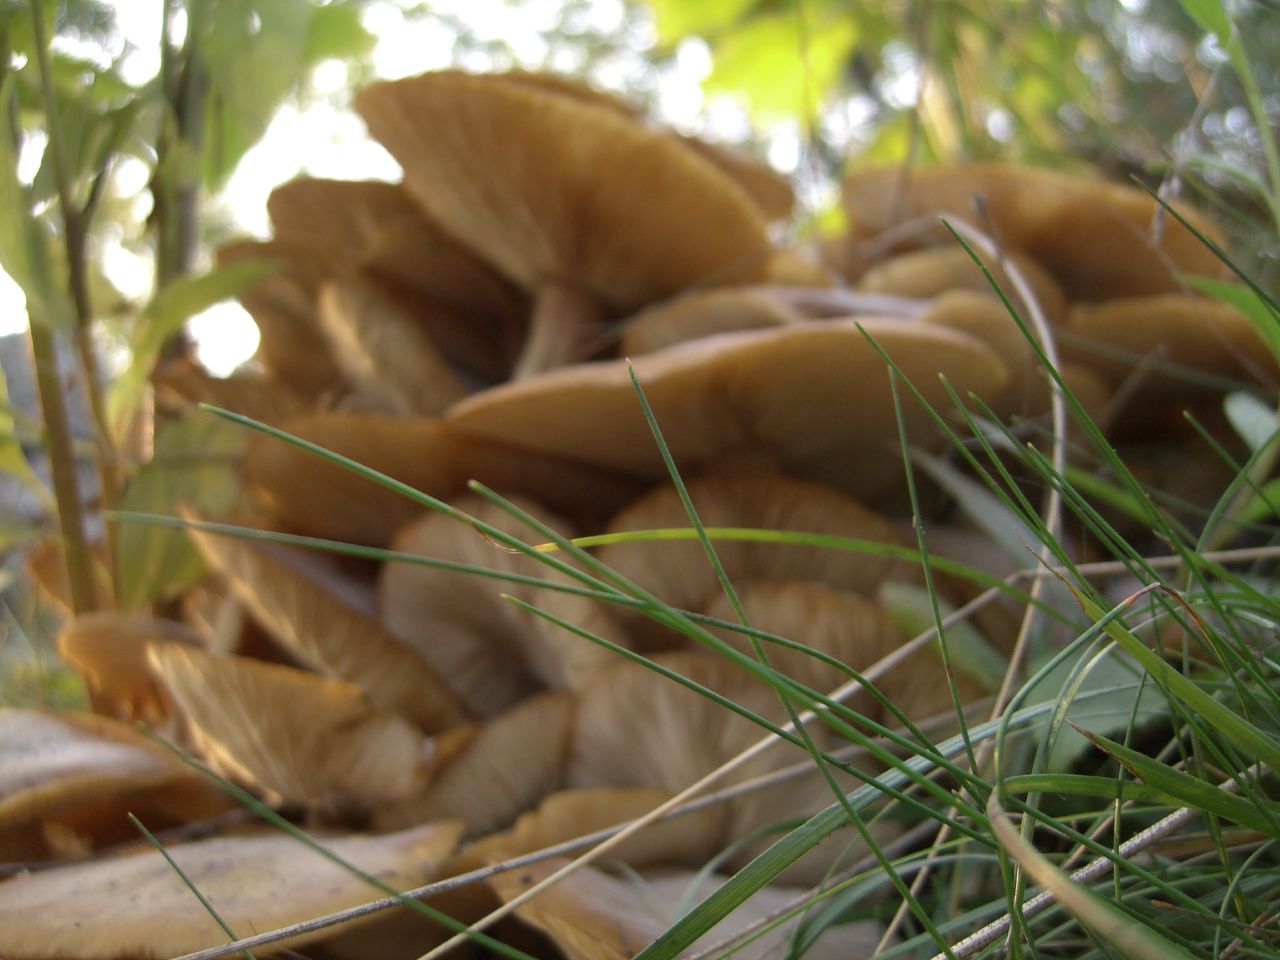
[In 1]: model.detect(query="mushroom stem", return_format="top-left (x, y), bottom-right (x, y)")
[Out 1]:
top-left (513, 282), bottom-right (602, 380)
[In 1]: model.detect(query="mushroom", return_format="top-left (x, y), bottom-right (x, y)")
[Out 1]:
top-left (458, 786), bottom-right (722, 873)
top-left (56, 613), bottom-right (204, 724)
top-left (376, 690), bottom-right (574, 836)
top-left (356, 70), bottom-right (772, 379)
top-left (0, 822), bottom-right (462, 959)
top-left (539, 470), bottom-right (919, 653)
top-left (186, 524), bottom-right (469, 732)
top-left (567, 651), bottom-right (873, 885)
top-left (487, 857), bottom-right (882, 960)
top-left (147, 644), bottom-right (433, 813)
top-left (618, 287), bottom-right (800, 356)
top-left (0, 709), bottom-right (230, 862)
top-left (316, 276), bottom-right (470, 415)
top-left (1063, 294), bottom-right (1275, 396)
top-left (842, 163), bottom-right (1228, 300)
top-left (379, 494), bottom-right (621, 716)
top-left (858, 245), bottom-right (1067, 326)
top-left (266, 176), bottom-right (525, 378)
top-left (242, 411), bottom-right (641, 546)
top-left (447, 318), bottom-right (1010, 503)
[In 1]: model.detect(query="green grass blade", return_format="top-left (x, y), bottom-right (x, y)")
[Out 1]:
top-left (1075, 727), bottom-right (1280, 840)
top-left (128, 814), bottom-right (258, 960)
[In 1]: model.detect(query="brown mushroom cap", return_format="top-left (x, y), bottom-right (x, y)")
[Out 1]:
top-left (242, 412), bottom-right (642, 546)
top-left (448, 318), bottom-right (1009, 501)
top-left (266, 176), bottom-right (524, 377)
top-left (0, 709), bottom-right (231, 861)
top-left (542, 471), bottom-right (918, 653)
top-left (1064, 294), bottom-right (1274, 395)
top-left (186, 525), bottom-right (469, 732)
top-left (858, 246), bottom-right (1067, 327)
top-left (317, 276), bottom-right (469, 416)
top-left (56, 613), bottom-right (203, 724)
top-left (842, 163), bottom-right (1228, 300)
top-left (148, 645), bottom-right (432, 813)
top-left (377, 691), bottom-right (574, 836)
top-left (0, 822), bottom-right (462, 959)
top-left (488, 858), bottom-right (881, 960)
top-left (356, 70), bottom-right (772, 377)
top-left (495, 70), bottom-right (795, 221)
top-left (379, 495), bottom-right (620, 716)
top-left (568, 651), bottom-right (869, 884)
top-left (619, 287), bottom-right (799, 356)
top-left (458, 786), bottom-right (723, 873)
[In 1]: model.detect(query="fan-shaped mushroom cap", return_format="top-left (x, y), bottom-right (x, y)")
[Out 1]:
top-left (843, 164), bottom-right (1228, 300)
top-left (0, 822), bottom-right (462, 959)
top-left (619, 288), bottom-right (799, 356)
top-left (380, 495), bottom-right (620, 716)
top-left (918, 291), bottom-right (1114, 420)
top-left (243, 413), bottom-right (641, 547)
top-left (317, 276), bottom-right (469, 415)
top-left (357, 70), bottom-right (770, 307)
top-left (148, 645), bottom-right (431, 813)
top-left (377, 691), bottom-right (574, 836)
top-left (544, 471), bottom-right (918, 652)
top-left (488, 858), bottom-right (881, 960)
top-left (459, 786), bottom-right (722, 873)
top-left (56, 613), bottom-right (203, 724)
top-left (448, 319), bottom-right (1009, 502)
top-left (495, 70), bottom-right (795, 221)
top-left (1064, 294), bottom-right (1275, 395)
top-left (0, 709), bottom-right (230, 861)
top-left (187, 526), bottom-right (469, 732)
top-left (267, 176), bottom-right (524, 377)
top-left (859, 246), bottom-right (1067, 326)
top-left (357, 70), bottom-right (771, 376)
top-left (568, 651), bottom-right (866, 882)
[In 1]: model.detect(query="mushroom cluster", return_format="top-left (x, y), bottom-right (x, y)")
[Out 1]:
top-left (7, 71), bottom-right (1268, 959)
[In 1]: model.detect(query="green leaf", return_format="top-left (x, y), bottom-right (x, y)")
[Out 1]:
top-left (1173, 0), bottom-right (1233, 48)
top-left (1023, 645), bottom-right (1168, 772)
top-left (109, 258), bottom-right (278, 429)
top-left (1072, 587), bottom-right (1280, 772)
top-left (116, 412), bottom-right (247, 611)
top-left (199, 0), bottom-right (315, 186)
top-left (878, 581), bottom-right (1007, 692)
top-left (704, 13), bottom-right (858, 122)
top-left (642, 0), bottom-right (758, 45)
top-left (1076, 726), bottom-right (1280, 840)
top-left (304, 1), bottom-right (376, 63)
top-left (0, 78), bottom-right (73, 330)
top-left (911, 448), bottom-right (1040, 563)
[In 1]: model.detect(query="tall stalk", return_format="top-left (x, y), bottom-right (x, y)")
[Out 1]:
top-left (28, 0), bottom-right (119, 609)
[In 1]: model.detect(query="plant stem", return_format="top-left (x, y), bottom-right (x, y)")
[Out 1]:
top-left (26, 318), bottom-right (97, 614)
top-left (29, 0), bottom-right (119, 608)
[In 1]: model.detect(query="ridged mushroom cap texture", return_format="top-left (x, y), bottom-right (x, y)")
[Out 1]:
top-left (355, 70), bottom-right (772, 309)
top-left (448, 318), bottom-right (1010, 499)
top-left (843, 163), bottom-right (1228, 300)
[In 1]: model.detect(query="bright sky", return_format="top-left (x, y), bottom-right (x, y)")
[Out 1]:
top-left (1, 0), bottom-right (758, 376)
